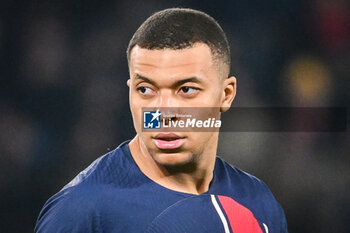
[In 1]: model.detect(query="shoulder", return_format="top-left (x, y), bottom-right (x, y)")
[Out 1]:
top-left (64, 141), bottom-right (132, 189)
top-left (35, 185), bottom-right (103, 232)
top-left (215, 157), bottom-right (271, 197)
top-left (35, 141), bottom-right (132, 233)
top-left (215, 157), bottom-right (288, 232)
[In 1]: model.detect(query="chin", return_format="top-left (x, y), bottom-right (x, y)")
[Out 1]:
top-left (152, 151), bottom-right (195, 168)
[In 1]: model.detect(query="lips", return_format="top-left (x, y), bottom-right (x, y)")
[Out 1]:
top-left (152, 133), bottom-right (186, 150)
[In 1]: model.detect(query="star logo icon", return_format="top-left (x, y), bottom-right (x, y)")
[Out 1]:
top-left (143, 109), bottom-right (162, 129)
top-left (150, 109), bottom-right (161, 122)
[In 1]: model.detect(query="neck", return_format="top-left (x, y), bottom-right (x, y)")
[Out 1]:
top-left (128, 135), bottom-right (217, 195)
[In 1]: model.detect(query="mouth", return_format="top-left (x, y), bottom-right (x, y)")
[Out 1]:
top-left (152, 133), bottom-right (186, 150)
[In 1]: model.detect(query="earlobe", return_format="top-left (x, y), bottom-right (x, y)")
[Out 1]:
top-left (127, 79), bottom-right (131, 87)
top-left (220, 76), bottom-right (236, 113)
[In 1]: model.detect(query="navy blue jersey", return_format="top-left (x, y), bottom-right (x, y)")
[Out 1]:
top-left (35, 141), bottom-right (288, 233)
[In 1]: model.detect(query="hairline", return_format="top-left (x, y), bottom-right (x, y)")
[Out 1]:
top-left (127, 42), bottom-right (230, 79)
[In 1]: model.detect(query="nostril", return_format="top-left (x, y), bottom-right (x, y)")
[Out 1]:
top-left (162, 116), bottom-right (177, 124)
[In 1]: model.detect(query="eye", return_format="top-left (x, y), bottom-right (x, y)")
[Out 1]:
top-left (179, 86), bottom-right (200, 96)
top-left (137, 86), bottom-right (155, 96)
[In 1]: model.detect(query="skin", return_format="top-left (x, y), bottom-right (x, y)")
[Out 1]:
top-left (127, 43), bottom-right (236, 194)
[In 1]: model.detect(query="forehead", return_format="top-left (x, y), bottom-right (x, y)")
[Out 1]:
top-left (129, 43), bottom-right (217, 79)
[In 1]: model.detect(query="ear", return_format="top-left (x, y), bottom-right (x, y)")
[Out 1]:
top-left (127, 79), bottom-right (131, 87)
top-left (220, 76), bottom-right (236, 112)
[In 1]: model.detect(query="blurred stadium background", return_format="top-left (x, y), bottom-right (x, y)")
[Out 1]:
top-left (0, 0), bottom-right (349, 232)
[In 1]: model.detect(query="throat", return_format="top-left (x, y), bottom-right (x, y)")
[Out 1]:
top-left (129, 135), bottom-right (216, 195)
top-left (157, 162), bottom-right (214, 195)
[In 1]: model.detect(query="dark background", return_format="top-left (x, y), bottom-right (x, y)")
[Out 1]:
top-left (0, 0), bottom-right (349, 232)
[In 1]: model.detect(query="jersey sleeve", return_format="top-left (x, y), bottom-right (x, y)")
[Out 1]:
top-left (278, 202), bottom-right (289, 233)
top-left (35, 187), bottom-right (102, 233)
top-left (259, 180), bottom-right (289, 233)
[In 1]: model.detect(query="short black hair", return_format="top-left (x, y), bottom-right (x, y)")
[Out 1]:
top-left (127, 8), bottom-right (230, 70)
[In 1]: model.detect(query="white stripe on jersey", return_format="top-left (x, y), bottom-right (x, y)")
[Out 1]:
top-left (263, 223), bottom-right (269, 233)
top-left (210, 194), bottom-right (230, 233)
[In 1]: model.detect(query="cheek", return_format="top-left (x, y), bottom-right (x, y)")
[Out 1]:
top-left (198, 86), bottom-right (223, 105)
top-left (184, 132), bottom-right (215, 149)
top-left (130, 98), bottom-right (142, 130)
top-left (212, 86), bottom-right (224, 101)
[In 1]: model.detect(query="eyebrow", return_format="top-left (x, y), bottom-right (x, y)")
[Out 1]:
top-left (135, 74), bottom-right (202, 88)
top-left (135, 74), bottom-right (157, 86)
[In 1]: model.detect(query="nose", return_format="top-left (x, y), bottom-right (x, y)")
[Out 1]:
top-left (157, 90), bottom-right (179, 108)
top-left (157, 90), bottom-right (179, 123)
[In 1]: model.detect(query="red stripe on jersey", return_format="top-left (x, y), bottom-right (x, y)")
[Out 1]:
top-left (217, 195), bottom-right (263, 233)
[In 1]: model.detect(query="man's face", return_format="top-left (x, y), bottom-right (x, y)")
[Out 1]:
top-left (128, 43), bottom-right (235, 167)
